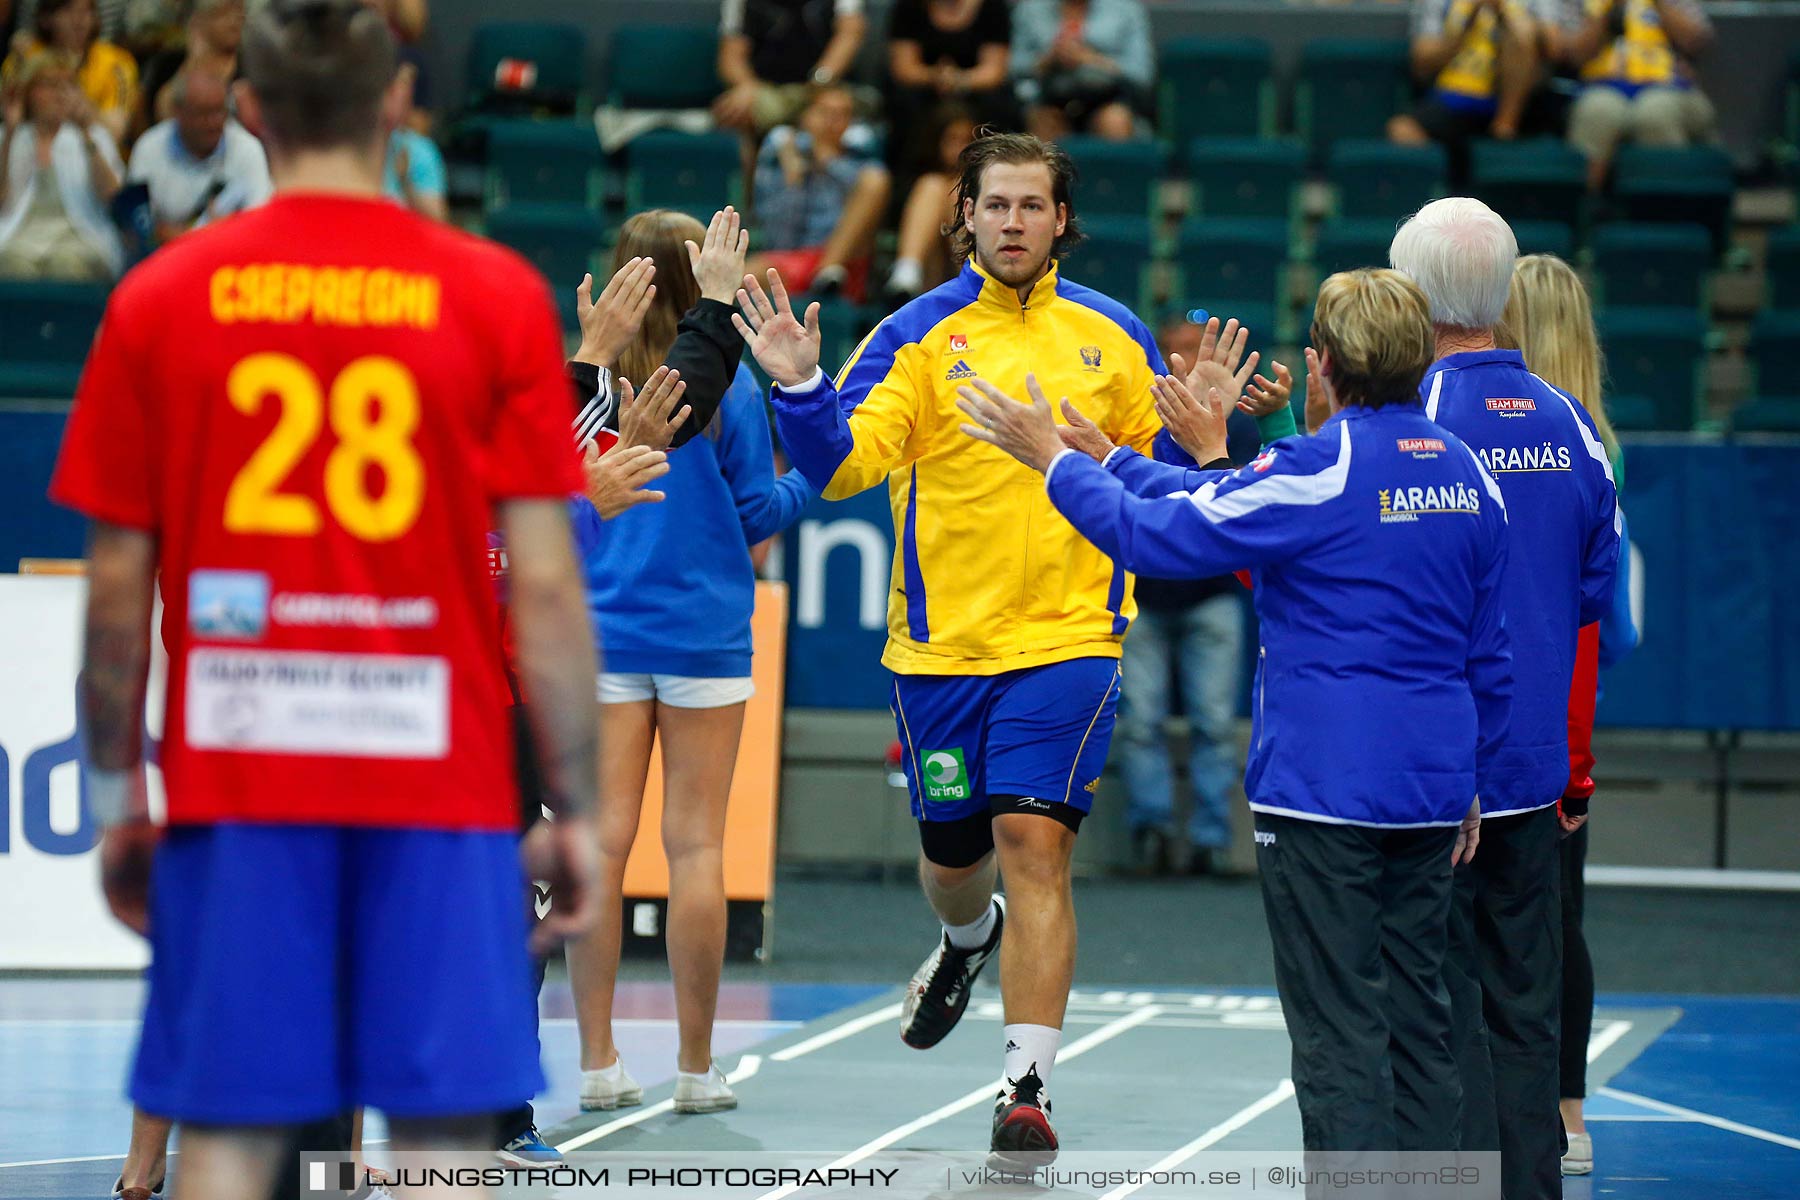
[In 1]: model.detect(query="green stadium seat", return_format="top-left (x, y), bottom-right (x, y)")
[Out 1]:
top-left (1311, 217), bottom-right (1398, 277)
top-left (1510, 220), bottom-right (1575, 260)
top-left (484, 119), bottom-right (603, 210)
top-left (1750, 310), bottom-right (1800, 397)
top-left (1729, 396), bottom-right (1800, 435)
top-left (483, 204), bottom-right (607, 331)
top-left (626, 130), bottom-right (743, 215)
top-left (1327, 141), bottom-right (1447, 222)
top-left (1059, 137), bottom-right (1167, 220)
top-left (1765, 224), bottom-right (1800, 310)
top-left (1599, 307), bottom-right (1707, 430)
top-left (1469, 139), bottom-right (1588, 234)
top-left (1185, 138), bottom-right (1306, 221)
top-left (606, 25), bottom-right (718, 109)
top-left (1295, 39), bottom-right (1409, 165)
top-left (465, 22), bottom-right (587, 116)
top-left (1605, 394), bottom-right (1659, 433)
top-left (808, 297), bottom-right (863, 379)
top-left (1175, 218), bottom-right (1290, 322)
top-left (0, 281), bottom-right (107, 399)
top-left (1592, 222), bottom-right (1712, 311)
top-left (1062, 217), bottom-right (1156, 313)
top-left (1613, 145), bottom-right (1734, 254)
top-left (1160, 39), bottom-right (1275, 145)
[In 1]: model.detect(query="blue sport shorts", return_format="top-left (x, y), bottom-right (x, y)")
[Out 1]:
top-left (891, 656), bottom-right (1121, 826)
top-left (131, 823), bottom-right (543, 1125)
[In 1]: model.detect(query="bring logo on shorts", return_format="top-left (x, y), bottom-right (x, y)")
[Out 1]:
top-left (921, 747), bottom-right (972, 802)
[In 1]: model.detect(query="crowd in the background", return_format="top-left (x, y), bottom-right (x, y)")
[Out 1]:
top-left (0, 0), bottom-right (441, 280)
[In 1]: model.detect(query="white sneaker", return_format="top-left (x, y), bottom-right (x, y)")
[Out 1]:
top-left (1562, 1130), bottom-right (1593, 1176)
top-left (673, 1063), bottom-right (738, 1114)
top-left (579, 1057), bottom-right (643, 1111)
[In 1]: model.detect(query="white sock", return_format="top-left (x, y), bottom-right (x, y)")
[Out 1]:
top-left (1003, 1024), bottom-right (1061, 1092)
top-left (887, 257), bottom-right (923, 293)
top-left (586, 1057), bottom-right (626, 1080)
top-left (944, 897), bottom-right (998, 949)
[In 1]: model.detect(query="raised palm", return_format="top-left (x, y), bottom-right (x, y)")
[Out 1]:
top-left (733, 269), bottom-right (821, 389)
top-left (1173, 316), bottom-right (1260, 410)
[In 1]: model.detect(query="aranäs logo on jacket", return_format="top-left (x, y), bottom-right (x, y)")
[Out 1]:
top-left (1379, 482), bottom-right (1482, 523)
top-left (1477, 443), bottom-right (1571, 473)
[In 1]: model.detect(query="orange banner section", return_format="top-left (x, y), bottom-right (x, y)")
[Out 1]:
top-left (621, 581), bottom-right (787, 902)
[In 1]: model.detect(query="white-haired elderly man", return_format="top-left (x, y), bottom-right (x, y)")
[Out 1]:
top-left (1390, 196), bottom-right (1620, 1200)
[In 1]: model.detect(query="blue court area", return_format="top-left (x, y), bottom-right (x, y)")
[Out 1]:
top-left (3, 979), bottom-right (1795, 1199)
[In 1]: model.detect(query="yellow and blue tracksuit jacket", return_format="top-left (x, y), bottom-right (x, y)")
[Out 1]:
top-left (1421, 0), bottom-right (1540, 112)
top-left (770, 258), bottom-right (1165, 676)
top-left (1577, 0), bottom-right (1695, 93)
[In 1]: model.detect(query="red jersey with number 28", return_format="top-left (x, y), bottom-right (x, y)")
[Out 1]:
top-left (50, 193), bottom-right (582, 831)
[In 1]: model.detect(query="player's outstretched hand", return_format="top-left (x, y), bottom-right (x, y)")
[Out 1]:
top-left (1177, 317), bottom-right (1261, 411)
top-left (1243, 359), bottom-right (1294, 419)
top-left (956, 374), bottom-right (1064, 473)
top-left (522, 816), bottom-right (601, 954)
top-left (1151, 371), bottom-right (1230, 465)
top-left (733, 269), bottom-right (821, 390)
top-left (575, 256), bottom-right (656, 370)
top-left (1453, 798), bottom-right (1482, 866)
top-left (1058, 398), bottom-right (1115, 462)
top-left (1303, 346), bottom-right (1337, 434)
top-left (581, 441), bottom-right (669, 519)
top-left (689, 206), bottom-right (752, 304)
top-left (617, 367), bottom-right (690, 452)
top-left (101, 821), bottom-right (161, 936)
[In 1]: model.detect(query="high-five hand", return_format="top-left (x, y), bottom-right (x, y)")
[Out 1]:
top-left (1171, 316), bottom-right (1261, 414)
top-left (1244, 359), bottom-right (1294, 419)
top-left (688, 206), bottom-right (752, 304)
top-left (733, 269), bottom-right (821, 389)
top-left (1151, 372), bottom-right (1230, 465)
top-left (1058, 398), bottom-right (1115, 462)
top-left (955, 374), bottom-right (1065, 473)
top-left (616, 367), bottom-right (691, 452)
top-left (574, 257), bottom-right (655, 370)
top-left (1303, 346), bottom-right (1338, 434)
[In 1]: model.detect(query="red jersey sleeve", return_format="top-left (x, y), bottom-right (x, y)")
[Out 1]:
top-left (1565, 622), bottom-right (1601, 801)
top-left (486, 266), bottom-right (583, 500)
top-left (49, 297), bottom-right (157, 530)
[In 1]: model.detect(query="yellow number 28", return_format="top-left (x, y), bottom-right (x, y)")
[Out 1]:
top-left (223, 352), bottom-right (424, 542)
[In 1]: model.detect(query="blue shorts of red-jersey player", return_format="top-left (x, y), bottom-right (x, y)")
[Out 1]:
top-left (131, 824), bottom-right (543, 1124)
top-left (890, 656), bottom-right (1122, 862)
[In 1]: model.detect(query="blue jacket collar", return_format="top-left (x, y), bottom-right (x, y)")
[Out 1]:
top-left (1426, 348), bottom-right (1526, 378)
top-left (1321, 398), bottom-right (1428, 434)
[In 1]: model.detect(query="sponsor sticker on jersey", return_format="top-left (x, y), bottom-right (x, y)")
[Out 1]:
top-left (921, 747), bottom-right (971, 802)
top-left (188, 570), bottom-right (270, 640)
top-left (945, 359), bottom-right (976, 381)
top-left (1486, 397), bottom-right (1537, 415)
top-left (1250, 449), bottom-right (1278, 473)
top-left (949, 333), bottom-right (968, 352)
top-left (1397, 437), bottom-right (1447, 456)
top-left (271, 592), bottom-right (440, 630)
top-left (185, 648), bottom-right (449, 758)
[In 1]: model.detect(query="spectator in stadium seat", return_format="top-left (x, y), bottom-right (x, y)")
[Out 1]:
top-left (714, 0), bottom-right (867, 138)
top-left (565, 207), bottom-right (812, 1118)
top-left (1009, 0), bottom-right (1153, 142)
top-left (126, 68), bottom-right (269, 245)
top-left (138, 0), bottom-right (241, 126)
top-left (1551, 0), bottom-right (1714, 191)
top-left (359, 0), bottom-right (430, 133)
top-left (381, 62), bottom-right (443, 220)
top-left (886, 0), bottom-right (1015, 159)
top-left (882, 101), bottom-right (974, 301)
top-left (745, 82), bottom-right (889, 300)
top-left (0, 50), bottom-right (124, 280)
top-left (2, 0), bottom-right (137, 144)
top-left (1390, 0), bottom-right (1547, 180)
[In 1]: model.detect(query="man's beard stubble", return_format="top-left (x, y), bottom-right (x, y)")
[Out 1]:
top-left (974, 242), bottom-right (1053, 291)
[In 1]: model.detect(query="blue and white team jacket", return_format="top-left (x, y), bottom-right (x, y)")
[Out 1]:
top-left (1046, 401), bottom-right (1514, 828)
top-left (1423, 350), bottom-right (1620, 816)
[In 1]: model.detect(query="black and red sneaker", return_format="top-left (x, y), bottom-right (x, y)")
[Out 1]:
top-left (988, 1065), bottom-right (1058, 1170)
top-left (899, 895), bottom-right (1004, 1049)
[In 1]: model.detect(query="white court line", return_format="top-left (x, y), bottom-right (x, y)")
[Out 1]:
top-left (1584, 1114), bottom-right (1691, 1122)
top-left (754, 1005), bottom-right (1166, 1200)
top-left (555, 1055), bottom-right (763, 1152)
top-left (0, 1152), bottom-right (135, 1169)
top-left (1586, 1019), bottom-right (1632, 1063)
top-left (770, 1003), bottom-right (904, 1062)
top-left (1597, 1087), bottom-right (1800, 1151)
top-left (1097, 1080), bottom-right (1297, 1200)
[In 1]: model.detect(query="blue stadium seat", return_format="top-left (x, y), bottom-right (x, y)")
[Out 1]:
top-left (1311, 218), bottom-right (1399, 277)
top-left (1185, 138), bottom-right (1306, 221)
top-left (0, 281), bottom-right (108, 399)
top-left (1160, 39), bottom-right (1275, 144)
top-left (1510, 220), bottom-right (1576, 260)
top-left (1592, 222), bottom-right (1712, 311)
top-left (1327, 140), bottom-right (1447, 222)
top-left (1175, 218), bottom-right (1290, 328)
top-left (464, 22), bottom-right (587, 116)
top-left (483, 204), bottom-right (607, 331)
top-left (1599, 307), bottom-right (1707, 430)
top-left (1765, 224), bottom-right (1800, 310)
top-left (1062, 217), bottom-right (1156, 313)
top-left (1059, 136), bottom-right (1167, 220)
top-left (484, 119), bottom-right (603, 210)
top-left (606, 25), bottom-right (718, 109)
top-left (1729, 396), bottom-right (1800, 435)
top-left (1750, 310), bottom-right (1800, 398)
top-left (626, 130), bottom-right (743, 216)
top-left (1613, 145), bottom-right (1734, 254)
top-left (1469, 139), bottom-right (1588, 235)
top-left (1294, 39), bottom-right (1409, 165)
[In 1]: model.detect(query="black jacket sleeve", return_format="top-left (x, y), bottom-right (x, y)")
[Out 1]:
top-left (564, 298), bottom-right (743, 451)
